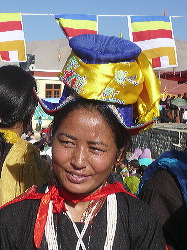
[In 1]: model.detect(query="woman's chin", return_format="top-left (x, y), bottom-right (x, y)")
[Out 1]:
top-left (60, 180), bottom-right (106, 197)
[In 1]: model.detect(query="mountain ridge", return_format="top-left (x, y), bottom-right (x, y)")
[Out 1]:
top-left (0, 38), bottom-right (187, 72)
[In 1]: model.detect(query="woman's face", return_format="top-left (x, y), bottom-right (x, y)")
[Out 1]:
top-left (52, 108), bottom-right (118, 196)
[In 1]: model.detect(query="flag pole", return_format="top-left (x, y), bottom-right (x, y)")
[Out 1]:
top-left (162, 9), bottom-right (166, 16)
top-left (96, 15), bottom-right (99, 33)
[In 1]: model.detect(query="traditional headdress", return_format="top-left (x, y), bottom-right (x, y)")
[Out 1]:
top-left (34, 34), bottom-right (161, 135)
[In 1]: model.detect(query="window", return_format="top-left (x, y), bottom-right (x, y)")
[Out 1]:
top-left (45, 84), bottom-right (61, 98)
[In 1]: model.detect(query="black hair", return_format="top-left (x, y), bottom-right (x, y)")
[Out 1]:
top-left (0, 133), bottom-right (7, 158)
top-left (129, 159), bottom-right (140, 168)
top-left (137, 165), bottom-right (147, 174)
top-left (0, 133), bottom-right (13, 177)
top-left (0, 65), bottom-right (37, 131)
top-left (52, 98), bottom-right (132, 159)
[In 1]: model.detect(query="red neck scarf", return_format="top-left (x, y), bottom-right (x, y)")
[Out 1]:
top-left (1, 182), bottom-right (134, 248)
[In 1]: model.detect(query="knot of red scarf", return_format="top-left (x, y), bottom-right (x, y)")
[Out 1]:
top-left (31, 182), bottom-right (131, 248)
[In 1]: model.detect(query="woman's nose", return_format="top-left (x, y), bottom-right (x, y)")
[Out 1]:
top-left (71, 146), bottom-right (87, 169)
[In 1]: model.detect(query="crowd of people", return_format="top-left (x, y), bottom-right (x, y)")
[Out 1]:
top-left (0, 33), bottom-right (187, 250)
top-left (159, 94), bottom-right (187, 123)
top-left (22, 127), bottom-right (53, 167)
top-left (114, 147), bottom-right (153, 195)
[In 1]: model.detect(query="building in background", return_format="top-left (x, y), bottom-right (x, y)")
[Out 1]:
top-left (30, 70), bottom-right (64, 130)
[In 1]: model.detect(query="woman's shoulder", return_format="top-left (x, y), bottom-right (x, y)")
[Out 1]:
top-left (0, 196), bottom-right (40, 236)
top-left (141, 169), bottom-right (177, 191)
top-left (139, 169), bottom-right (183, 203)
top-left (0, 186), bottom-right (47, 249)
top-left (116, 191), bottom-right (153, 213)
top-left (7, 137), bottom-right (27, 154)
top-left (0, 185), bottom-right (47, 215)
top-left (115, 192), bottom-right (163, 235)
top-left (6, 138), bottom-right (39, 161)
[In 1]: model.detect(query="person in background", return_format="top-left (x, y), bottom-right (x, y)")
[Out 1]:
top-left (136, 165), bottom-right (147, 179)
top-left (164, 95), bottom-right (171, 106)
top-left (0, 34), bottom-right (165, 249)
top-left (25, 130), bottom-right (37, 144)
top-left (38, 144), bottom-right (52, 166)
top-left (169, 96), bottom-right (179, 123)
top-left (128, 147), bottom-right (142, 161)
top-left (123, 164), bottom-right (147, 196)
top-left (29, 131), bottom-right (37, 144)
top-left (160, 104), bottom-right (172, 123)
top-left (121, 167), bottom-right (130, 179)
top-left (138, 149), bottom-right (187, 250)
top-left (123, 175), bottom-right (140, 195)
top-left (115, 159), bottom-right (129, 174)
top-left (112, 159), bottom-right (130, 190)
top-left (182, 92), bottom-right (187, 101)
top-left (37, 116), bottom-right (42, 131)
top-left (129, 159), bottom-right (140, 176)
top-left (182, 109), bottom-right (187, 124)
top-left (138, 148), bottom-right (153, 167)
top-left (0, 65), bottom-right (51, 206)
top-left (124, 163), bottom-right (147, 195)
top-left (120, 161), bottom-right (130, 180)
top-left (133, 147), bottom-right (142, 159)
top-left (25, 129), bottom-right (33, 141)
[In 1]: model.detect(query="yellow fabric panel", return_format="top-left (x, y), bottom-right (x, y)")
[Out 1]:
top-left (131, 21), bottom-right (171, 32)
top-left (0, 40), bottom-right (26, 61)
top-left (0, 13), bottom-right (21, 22)
top-left (0, 139), bottom-right (51, 206)
top-left (136, 52), bottom-right (161, 123)
top-left (60, 52), bottom-right (144, 105)
top-left (57, 18), bottom-right (97, 30)
top-left (143, 47), bottom-right (177, 65)
top-left (59, 51), bottom-right (161, 124)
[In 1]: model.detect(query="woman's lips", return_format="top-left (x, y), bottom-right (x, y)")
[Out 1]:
top-left (66, 171), bottom-right (91, 184)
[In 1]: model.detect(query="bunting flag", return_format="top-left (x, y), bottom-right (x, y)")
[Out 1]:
top-left (54, 14), bottom-right (98, 39)
top-left (128, 16), bottom-right (178, 69)
top-left (0, 13), bottom-right (26, 62)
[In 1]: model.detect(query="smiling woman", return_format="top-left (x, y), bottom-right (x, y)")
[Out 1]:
top-left (0, 34), bottom-right (165, 250)
top-left (51, 99), bottom-right (130, 198)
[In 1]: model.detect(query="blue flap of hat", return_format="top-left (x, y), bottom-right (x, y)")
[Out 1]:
top-left (69, 34), bottom-right (142, 64)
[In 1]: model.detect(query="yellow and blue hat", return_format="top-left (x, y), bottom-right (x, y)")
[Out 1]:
top-left (35, 34), bottom-right (161, 135)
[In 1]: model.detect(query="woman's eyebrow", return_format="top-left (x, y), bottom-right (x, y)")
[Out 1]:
top-left (58, 132), bottom-right (77, 140)
top-left (58, 133), bottom-right (108, 147)
top-left (88, 140), bottom-right (108, 147)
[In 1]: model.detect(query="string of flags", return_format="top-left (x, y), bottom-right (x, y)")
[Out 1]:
top-left (0, 12), bottom-right (181, 69)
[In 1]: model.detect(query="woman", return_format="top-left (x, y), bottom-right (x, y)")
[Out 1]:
top-left (138, 148), bottom-right (153, 167)
top-left (138, 150), bottom-right (187, 250)
top-left (129, 159), bottom-right (140, 175)
top-left (0, 65), bottom-right (50, 205)
top-left (0, 34), bottom-right (165, 249)
top-left (128, 147), bottom-right (142, 161)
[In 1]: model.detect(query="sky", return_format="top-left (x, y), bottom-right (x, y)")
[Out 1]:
top-left (1, 0), bottom-right (187, 42)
